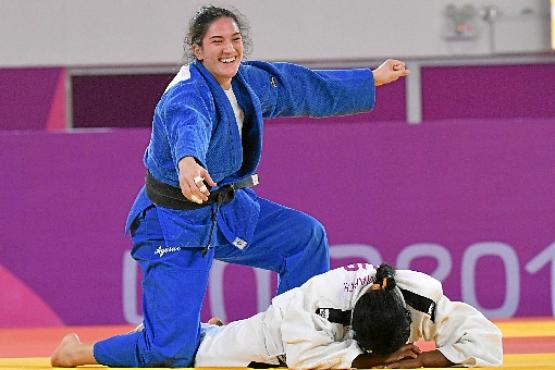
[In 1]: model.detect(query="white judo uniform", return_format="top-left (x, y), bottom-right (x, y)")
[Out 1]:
top-left (195, 263), bottom-right (503, 369)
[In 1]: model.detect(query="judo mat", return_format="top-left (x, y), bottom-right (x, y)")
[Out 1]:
top-left (1, 318), bottom-right (554, 369)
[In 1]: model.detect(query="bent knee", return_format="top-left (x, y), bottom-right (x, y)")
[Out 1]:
top-left (293, 213), bottom-right (326, 241)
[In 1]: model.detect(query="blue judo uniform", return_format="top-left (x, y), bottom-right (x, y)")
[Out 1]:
top-left (94, 60), bottom-right (376, 367)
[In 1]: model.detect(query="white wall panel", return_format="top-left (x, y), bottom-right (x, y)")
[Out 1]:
top-left (0, 0), bottom-right (551, 67)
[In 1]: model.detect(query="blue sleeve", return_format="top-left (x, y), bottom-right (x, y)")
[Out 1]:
top-left (242, 61), bottom-right (376, 119)
top-left (158, 84), bottom-right (213, 170)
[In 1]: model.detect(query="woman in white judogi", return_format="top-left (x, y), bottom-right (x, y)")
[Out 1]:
top-left (195, 263), bottom-right (503, 369)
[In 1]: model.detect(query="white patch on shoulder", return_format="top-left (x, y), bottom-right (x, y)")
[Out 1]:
top-left (165, 65), bottom-right (192, 92)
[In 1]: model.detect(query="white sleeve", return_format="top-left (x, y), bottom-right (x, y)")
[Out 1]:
top-left (427, 295), bottom-right (503, 367)
top-left (280, 298), bottom-right (362, 369)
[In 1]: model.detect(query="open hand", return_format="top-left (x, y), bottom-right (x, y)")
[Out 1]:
top-left (383, 343), bottom-right (422, 365)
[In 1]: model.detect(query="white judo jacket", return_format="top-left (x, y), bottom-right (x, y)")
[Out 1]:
top-left (195, 263), bottom-right (503, 369)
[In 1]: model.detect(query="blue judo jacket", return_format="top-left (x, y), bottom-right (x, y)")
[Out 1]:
top-left (126, 60), bottom-right (376, 249)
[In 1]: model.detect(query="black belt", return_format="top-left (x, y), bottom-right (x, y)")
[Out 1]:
top-left (145, 171), bottom-right (259, 210)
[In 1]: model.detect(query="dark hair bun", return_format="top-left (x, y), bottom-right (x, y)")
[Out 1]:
top-left (375, 263), bottom-right (397, 291)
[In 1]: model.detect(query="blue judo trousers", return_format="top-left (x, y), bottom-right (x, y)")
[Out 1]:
top-left (94, 60), bottom-right (376, 367)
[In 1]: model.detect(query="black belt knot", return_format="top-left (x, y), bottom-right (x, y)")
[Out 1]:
top-left (145, 171), bottom-right (259, 210)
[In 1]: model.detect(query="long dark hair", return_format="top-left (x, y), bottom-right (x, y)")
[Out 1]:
top-left (183, 5), bottom-right (252, 63)
top-left (351, 263), bottom-right (412, 355)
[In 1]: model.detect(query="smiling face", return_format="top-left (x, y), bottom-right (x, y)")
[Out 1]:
top-left (193, 16), bottom-right (244, 90)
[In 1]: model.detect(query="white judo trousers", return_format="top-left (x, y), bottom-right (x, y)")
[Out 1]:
top-left (195, 263), bottom-right (503, 369)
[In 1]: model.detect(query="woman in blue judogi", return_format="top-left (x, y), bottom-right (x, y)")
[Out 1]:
top-left (51, 5), bottom-right (409, 368)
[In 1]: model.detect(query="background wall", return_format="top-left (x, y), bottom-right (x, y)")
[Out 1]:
top-left (2, 119), bottom-right (555, 328)
top-left (0, 0), bottom-right (552, 67)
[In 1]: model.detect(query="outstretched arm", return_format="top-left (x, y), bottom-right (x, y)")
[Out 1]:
top-left (243, 59), bottom-right (409, 119)
top-left (243, 61), bottom-right (377, 118)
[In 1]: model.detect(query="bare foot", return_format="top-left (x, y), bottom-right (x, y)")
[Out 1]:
top-left (50, 333), bottom-right (96, 367)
